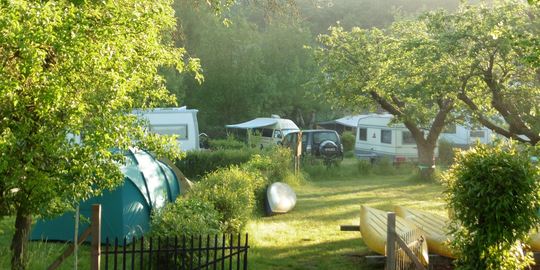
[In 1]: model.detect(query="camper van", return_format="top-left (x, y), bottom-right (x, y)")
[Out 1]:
top-left (133, 106), bottom-right (200, 152)
top-left (227, 115), bottom-right (300, 149)
top-left (439, 125), bottom-right (495, 149)
top-left (354, 114), bottom-right (436, 163)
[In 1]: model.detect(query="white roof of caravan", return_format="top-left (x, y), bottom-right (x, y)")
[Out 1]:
top-left (318, 115), bottom-right (371, 128)
top-left (226, 118), bottom-right (278, 129)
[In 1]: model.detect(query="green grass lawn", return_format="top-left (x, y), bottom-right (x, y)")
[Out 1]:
top-left (0, 158), bottom-right (447, 269)
top-left (247, 160), bottom-right (446, 270)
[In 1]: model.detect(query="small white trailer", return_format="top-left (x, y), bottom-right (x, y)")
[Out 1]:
top-left (354, 114), bottom-right (435, 163)
top-left (133, 106), bottom-right (200, 152)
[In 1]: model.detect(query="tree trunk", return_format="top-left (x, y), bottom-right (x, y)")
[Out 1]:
top-left (11, 211), bottom-right (32, 270)
top-left (308, 110), bottom-right (316, 129)
top-left (296, 108), bottom-right (305, 127)
top-left (416, 140), bottom-right (437, 181)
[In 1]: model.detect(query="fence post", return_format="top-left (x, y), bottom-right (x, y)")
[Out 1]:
top-left (386, 212), bottom-right (396, 270)
top-left (91, 204), bottom-right (101, 270)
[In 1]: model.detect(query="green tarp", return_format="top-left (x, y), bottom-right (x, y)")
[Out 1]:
top-left (29, 149), bottom-right (180, 245)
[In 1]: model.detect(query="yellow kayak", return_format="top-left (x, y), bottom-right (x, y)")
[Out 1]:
top-left (530, 231), bottom-right (540, 251)
top-left (360, 205), bottom-right (429, 264)
top-left (394, 205), bottom-right (456, 258)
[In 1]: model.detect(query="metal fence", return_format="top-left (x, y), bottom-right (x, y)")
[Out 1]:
top-left (101, 234), bottom-right (249, 270)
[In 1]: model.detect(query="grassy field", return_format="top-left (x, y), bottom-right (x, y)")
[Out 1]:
top-left (0, 158), bottom-right (448, 269)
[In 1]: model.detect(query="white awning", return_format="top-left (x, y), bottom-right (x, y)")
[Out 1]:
top-left (226, 118), bottom-right (278, 129)
top-left (317, 115), bottom-right (370, 128)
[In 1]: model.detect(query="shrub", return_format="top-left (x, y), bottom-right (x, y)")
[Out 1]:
top-left (175, 149), bottom-right (254, 178)
top-left (443, 139), bottom-right (540, 270)
top-left (208, 133), bottom-right (246, 150)
top-left (438, 138), bottom-right (456, 167)
top-left (148, 197), bottom-right (223, 268)
top-left (188, 166), bottom-right (265, 233)
top-left (357, 159), bottom-right (371, 174)
top-left (149, 197), bottom-right (222, 237)
top-left (340, 132), bottom-right (356, 152)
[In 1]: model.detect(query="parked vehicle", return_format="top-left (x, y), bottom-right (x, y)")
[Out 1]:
top-left (438, 125), bottom-right (495, 149)
top-left (283, 130), bottom-right (344, 160)
top-left (133, 106), bottom-right (200, 152)
top-left (354, 114), bottom-right (435, 164)
top-left (226, 115), bottom-right (300, 149)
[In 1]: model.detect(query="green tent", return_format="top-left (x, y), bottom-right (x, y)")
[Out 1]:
top-left (29, 149), bottom-right (181, 244)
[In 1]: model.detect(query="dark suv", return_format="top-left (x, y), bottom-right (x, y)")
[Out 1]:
top-left (282, 130), bottom-right (343, 160)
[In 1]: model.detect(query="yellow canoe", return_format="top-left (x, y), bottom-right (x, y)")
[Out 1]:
top-left (530, 231), bottom-right (540, 251)
top-left (360, 205), bottom-right (429, 264)
top-left (394, 205), bottom-right (456, 258)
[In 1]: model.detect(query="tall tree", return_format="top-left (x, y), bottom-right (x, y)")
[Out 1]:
top-left (182, 19), bottom-right (271, 133)
top-left (0, 0), bottom-right (201, 268)
top-left (310, 20), bottom-right (464, 179)
top-left (423, 0), bottom-right (540, 145)
top-left (259, 25), bottom-right (322, 126)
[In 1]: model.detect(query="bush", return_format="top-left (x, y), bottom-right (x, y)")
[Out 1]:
top-left (149, 197), bottom-right (222, 237)
top-left (438, 138), bottom-right (456, 167)
top-left (340, 132), bottom-right (356, 152)
top-left (357, 159), bottom-right (371, 174)
top-left (148, 197), bottom-right (223, 268)
top-left (443, 140), bottom-right (540, 270)
top-left (188, 166), bottom-right (265, 233)
top-left (208, 133), bottom-right (247, 150)
top-left (175, 148), bottom-right (255, 178)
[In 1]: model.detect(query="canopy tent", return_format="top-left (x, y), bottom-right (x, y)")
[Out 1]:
top-left (226, 118), bottom-right (278, 129)
top-left (317, 115), bottom-right (370, 135)
top-left (30, 149), bottom-right (181, 245)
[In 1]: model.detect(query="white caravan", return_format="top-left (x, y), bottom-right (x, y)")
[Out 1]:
top-left (133, 106), bottom-right (200, 152)
top-left (226, 115), bottom-right (300, 149)
top-left (354, 114), bottom-right (437, 163)
top-left (438, 125), bottom-right (495, 149)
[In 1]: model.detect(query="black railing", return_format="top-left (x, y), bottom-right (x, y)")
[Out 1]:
top-left (102, 234), bottom-right (249, 270)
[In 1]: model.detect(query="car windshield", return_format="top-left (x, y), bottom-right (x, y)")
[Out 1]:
top-left (313, 132), bottom-right (338, 144)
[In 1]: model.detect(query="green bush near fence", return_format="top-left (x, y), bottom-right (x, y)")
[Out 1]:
top-left (188, 166), bottom-right (266, 234)
top-left (149, 196), bottom-right (222, 237)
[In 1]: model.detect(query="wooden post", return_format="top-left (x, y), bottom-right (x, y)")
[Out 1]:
top-left (294, 131), bottom-right (302, 176)
top-left (386, 212), bottom-right (396, 270)
top-left (91, 204), bottom-right (101, 270)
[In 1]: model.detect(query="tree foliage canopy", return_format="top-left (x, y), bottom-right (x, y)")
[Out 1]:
top-left (0, 0), bottom-right (203, 267)
top-left (0, 0), bottom-right (201, 220)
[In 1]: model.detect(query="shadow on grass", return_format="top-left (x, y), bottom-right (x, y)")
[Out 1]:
top-left (249, 237), bottom-right (384, 270)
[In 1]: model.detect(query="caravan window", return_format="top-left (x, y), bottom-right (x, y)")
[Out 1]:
top-left (381, 130), bottom-right (392, 144)
top-left (252, 128), bottom-right (263, 136)
top-left (359, 128), bottom-right (367, 141)
top-left (262, 128), bottom-right (273, 137)
top-left (274, 130), bottom-right (282, 139)
top-left (151, 125), bottom-right (188, 140)
top-left (470, 130), bottom-right (485, 138)
top-left (402, 131), bottom-right (415, 144)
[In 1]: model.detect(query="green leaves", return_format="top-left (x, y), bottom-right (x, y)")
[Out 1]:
top-left (0, 0), bottom-right (198, 218)
top-left (443, 139), bottom-right (540, 269)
